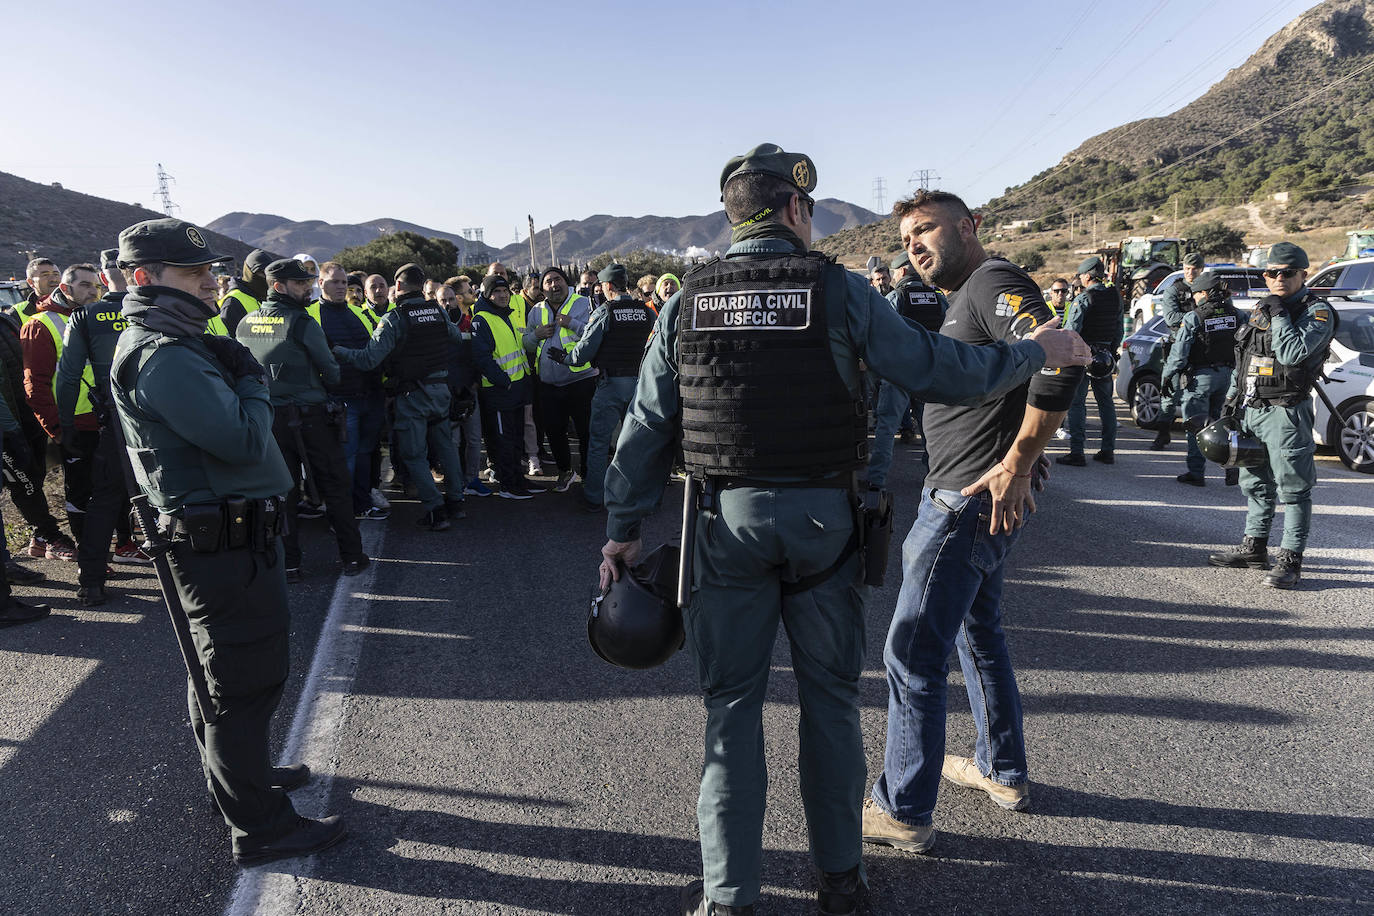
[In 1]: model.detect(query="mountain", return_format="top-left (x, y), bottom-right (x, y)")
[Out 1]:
top-left (0, 170), bottom-right (268, 278)
top-left (818, 0), bottom-right (1374, 260)
top-left (205, 213), bottom-right (495, 265)
top-left (493, 199), bottom-right (882, 267)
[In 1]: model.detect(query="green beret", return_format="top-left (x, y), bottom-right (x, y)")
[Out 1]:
top-left (597, 263), bottom-right (629, 287)
top-left (266, 259), bottom-right (315, 283)
top-left (1182, 252), bottom-right (1205, 268)
top-left (395, 262), bottom-right (426, 285)
top-left (719, 142), bottom-right (817, 197)
top-left (1189, 270), bottom-right (1223, 293)
top-left (889, 253), bottom-right (911, 271)
top-left (1077, 256), bottom-right (1105, 276)
top-left (116, 218), bottom-right (229, 268)
top-left (1267, 241), bottom-right (1309, 269)
top-left (244, 249), bottom-right (275, 278)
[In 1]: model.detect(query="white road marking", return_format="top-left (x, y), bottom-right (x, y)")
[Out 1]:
top-left (224, 526), bottom-right (385, 916)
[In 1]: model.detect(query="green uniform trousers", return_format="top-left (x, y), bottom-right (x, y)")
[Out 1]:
top-left (685, 485), bottom-right (866, 908)
top-left (394, 381), bottom-right (463, 511)
top-left (171, 537), bottom-right (298, 850)
top-left (1239, 400), bottom-right (1317, 552)
top-left (1180, 367), bottom-right (1231, 476)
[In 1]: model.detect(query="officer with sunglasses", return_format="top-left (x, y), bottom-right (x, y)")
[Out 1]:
top-left (1208, 242), bottom-right (1335, 588)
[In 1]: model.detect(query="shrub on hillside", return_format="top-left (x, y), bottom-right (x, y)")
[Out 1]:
top-left (1190, 221), bottom-right (1247, 260)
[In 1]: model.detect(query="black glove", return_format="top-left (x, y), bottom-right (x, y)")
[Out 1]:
top-left (547, 347), bottom-right (567, 364)
top-left (201, 335), bottom-right (267, 384)
top-left (3, 430), bottom-right (33, 468)
top-left (1160, 376), bottom-right (1175, 397)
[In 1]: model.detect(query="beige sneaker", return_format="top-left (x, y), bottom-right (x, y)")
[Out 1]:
top-left (941, 755), bottom-right (1030, 811)
top-left (861, 797), bottom-right (935, 854)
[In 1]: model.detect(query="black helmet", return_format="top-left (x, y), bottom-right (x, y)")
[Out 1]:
top-left (1086, 344), bottom-right (1118, 380)
top-left (1197, 415), bottom-right (1267, 468)
top-left (588, 544), bottom-right (684, 669)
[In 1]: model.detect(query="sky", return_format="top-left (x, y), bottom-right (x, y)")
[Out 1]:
top-left (5, 0), bottom-right (1324, 247)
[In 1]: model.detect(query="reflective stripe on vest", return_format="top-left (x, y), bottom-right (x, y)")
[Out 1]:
top-left (34, 311), bottom-right (95, 416)
top-left (205, 314), bottom-right (229, 337)
top-left (478, 308), bottom-right (528, 387)
top-left (542, 295), bottom-right (592, 374)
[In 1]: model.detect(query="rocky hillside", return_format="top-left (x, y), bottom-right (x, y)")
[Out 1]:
top-left (206, 213), bottom-right (495, 265)
top-left (0, 171), bottom-right (267, 277)
top-left (494, 199), bottom-right (881, 266)
top-left (817, 0), bottom-right (1374, 263)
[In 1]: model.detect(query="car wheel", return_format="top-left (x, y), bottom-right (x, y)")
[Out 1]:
top-left (1336, 398), bottom-right (1374, 473)
top-left (1131, 373), bottom-right (1162, 428)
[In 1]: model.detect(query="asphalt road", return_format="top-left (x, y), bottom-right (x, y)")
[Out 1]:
top-left (1, 410), bottom-right (1371, 915)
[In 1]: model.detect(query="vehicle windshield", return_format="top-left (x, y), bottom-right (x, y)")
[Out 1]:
top-left (1347, 233), bottom-right (1374, 259)
top-left (1335, 308), bottom-right (1374, 354)
top-left (1122, 240), bottom-right (1151, 264)
top-left (1151, 241), bottom-right (1180, 264)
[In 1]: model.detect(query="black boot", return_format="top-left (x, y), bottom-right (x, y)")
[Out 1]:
top-left (415, 507), bottom-right (451, 532)
top-left (1056, 453), bottom-right (1086, 467)
top-left (1265, 549), bottom-right (1302, 589)
top-left (1208, 536), bottom-right (1270, 569)
top-left (1150, 428), bottom-right (1171, 450)
top-left (0, 596), bottom-right (51, 628)
top-left (232, 815), bottom-right (347, 867)
top-left (1092, 449), bottom-right (1115, 465)
top-left (681, 879), bottom-right (754, 915)
top-left (817, 865), bottom-right (865, 916)
top-left (1176, 472), bottom-right (1205, 487)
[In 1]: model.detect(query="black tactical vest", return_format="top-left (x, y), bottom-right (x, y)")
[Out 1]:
top-left (392, 295), bottom-right (450, 382)
top-left (676, 252), bottom-right (866, 478)
top-left (1077, 283), bottom-right (1124, 346)
top-left (81, 293), bottom-right (130, 396)
top-left (1235, 293), bottom-right (1334, 406)
top-left (237, 304), bottom-right (314, 388)
top-left (895, 282), bottom-right (945, 332)
top-left (595, 297), bottom-right (654, 376)
top-left (1187, 300), bottom-right (1240, 369)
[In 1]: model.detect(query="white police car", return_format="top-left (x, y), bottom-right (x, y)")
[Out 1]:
top-left (1314, 299), bottom-right (1374, 472)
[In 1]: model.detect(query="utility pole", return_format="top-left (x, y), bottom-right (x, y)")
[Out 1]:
top-left (1173, 197), bottom-right (1179, 239)
top-left (155, 163), bottom-right (179, 216)
top-left (908, 169), bottom-right (941, 191)
top-left (872, 177), bottom-right (887, 215)
top-left (527, 215), bottom-right (538, 273)
top-left (548, 225), bottom-right (556, 268)
top-left (1069, 212), bottom-right (1074, 243)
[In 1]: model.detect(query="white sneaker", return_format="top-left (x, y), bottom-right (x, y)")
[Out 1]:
top-left (370, 488), bottom-right (390, 510)
top-left (527, 457), bottom-right (541, 477)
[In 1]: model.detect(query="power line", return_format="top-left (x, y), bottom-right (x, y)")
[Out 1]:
top-left (908, 169), bottom-right (941, 191)
top-left (872, 177), bottom-right (888, 215)
top-left (155, 163), bottom-right (179, 217)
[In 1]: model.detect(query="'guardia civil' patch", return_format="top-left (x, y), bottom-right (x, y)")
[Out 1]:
top-left (692, 288), bottom-right (811, 331)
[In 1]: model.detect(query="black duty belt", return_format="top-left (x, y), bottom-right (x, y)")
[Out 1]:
top-left (158, 496), bottom-right (286, 553)
top-left (701, 471), bottom-right (854, 493)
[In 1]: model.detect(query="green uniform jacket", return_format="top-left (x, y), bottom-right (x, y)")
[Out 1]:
top-left (235, 293), bottom-right (340, 408)
top-left (56, 290), bottom-right (127, 430)
top-left (604, 237), bottom-right (1049, 542)
top-left (114, 321), bottom-right (292, 513)
top-left (1226, 287), bottom-right (1336, 402)
top-left (334, 299), bottom-right (506, 383)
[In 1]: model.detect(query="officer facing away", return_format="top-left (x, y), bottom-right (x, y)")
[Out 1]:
top-left (335, 263), bottom-right (502, 528)
top-left (1058, 255), bottom-right (1124, 466)
top-left (219, 248), bottom-right (273, 336)
top-left (111, 218), bottom-right (345, 866)
top-left (1162, 270), bottom-right (1241, 487)
top-left (1208, 242), bottom-right (1335, 589)
top-left (563, 262), bottom-right (654, 513)
top-left (1152, 251), bottom-right (1206, 449)
top-left (596, 144), bottom-right (1090, 916)
top-left (236, 259), bottom-right (368, 580)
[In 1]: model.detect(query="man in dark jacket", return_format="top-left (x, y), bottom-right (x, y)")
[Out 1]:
top-left (471, 274), bottom-right (536, 499)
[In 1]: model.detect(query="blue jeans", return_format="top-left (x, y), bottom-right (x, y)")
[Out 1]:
top-left (873, 488), bottom-right (1027, 825)
top-left (1067, 372), bottom-right (1118, 456)
top-left (344, 392), bottom-right (386, 513)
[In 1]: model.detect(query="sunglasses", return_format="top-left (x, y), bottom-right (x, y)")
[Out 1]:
top-left (1263, 268), bottom-right (1300, 279)
top-left (1050, 288), bottom-right (1068, 294)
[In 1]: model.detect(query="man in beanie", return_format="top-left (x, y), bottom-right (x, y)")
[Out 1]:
top-left (1207, 241), bottom-right (1335, 588)
top-left (1151, 251), bottom-right (1207, 449)
top-left (1057, 255), bottom-right (1124, 466)
top-left (469, 273), bottom-right (534, 498)
top-left (564, 262), bottom-right (654, 512)
top-left (595, 145), bottom-right (1090, 914)
top-left (111, 218), bottom-right (345, 866)
top-left (219, 248), bottom-right (273, 336)
top-left (524, 266), bottom-right (598, 493)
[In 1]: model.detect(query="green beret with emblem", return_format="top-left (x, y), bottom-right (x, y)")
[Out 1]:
top-left (1077, 256), bottom-right (1105, 277)
top-left (244, 249), bottom-right (275, 279)
top-left (1267, 241), bottom-right (1309, 269)
top-left (116, 218), bottom-right (229, 268)
top-left (719, 142), bottom-right (817, 197)
top-left (1189, 270), bottom-right (1223, 293)
top-left (1182, 252), bottom-right (1204, 268)
top-left (100, 248), bottom-right (120, 270)
top-left (266, 258), bottom-right (316, 283)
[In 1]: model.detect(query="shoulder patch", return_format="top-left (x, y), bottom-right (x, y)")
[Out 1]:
top-left (1313, 305), bottom-right (1330, 322)
top-left (995, 293), bottom-right (1023, 318)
